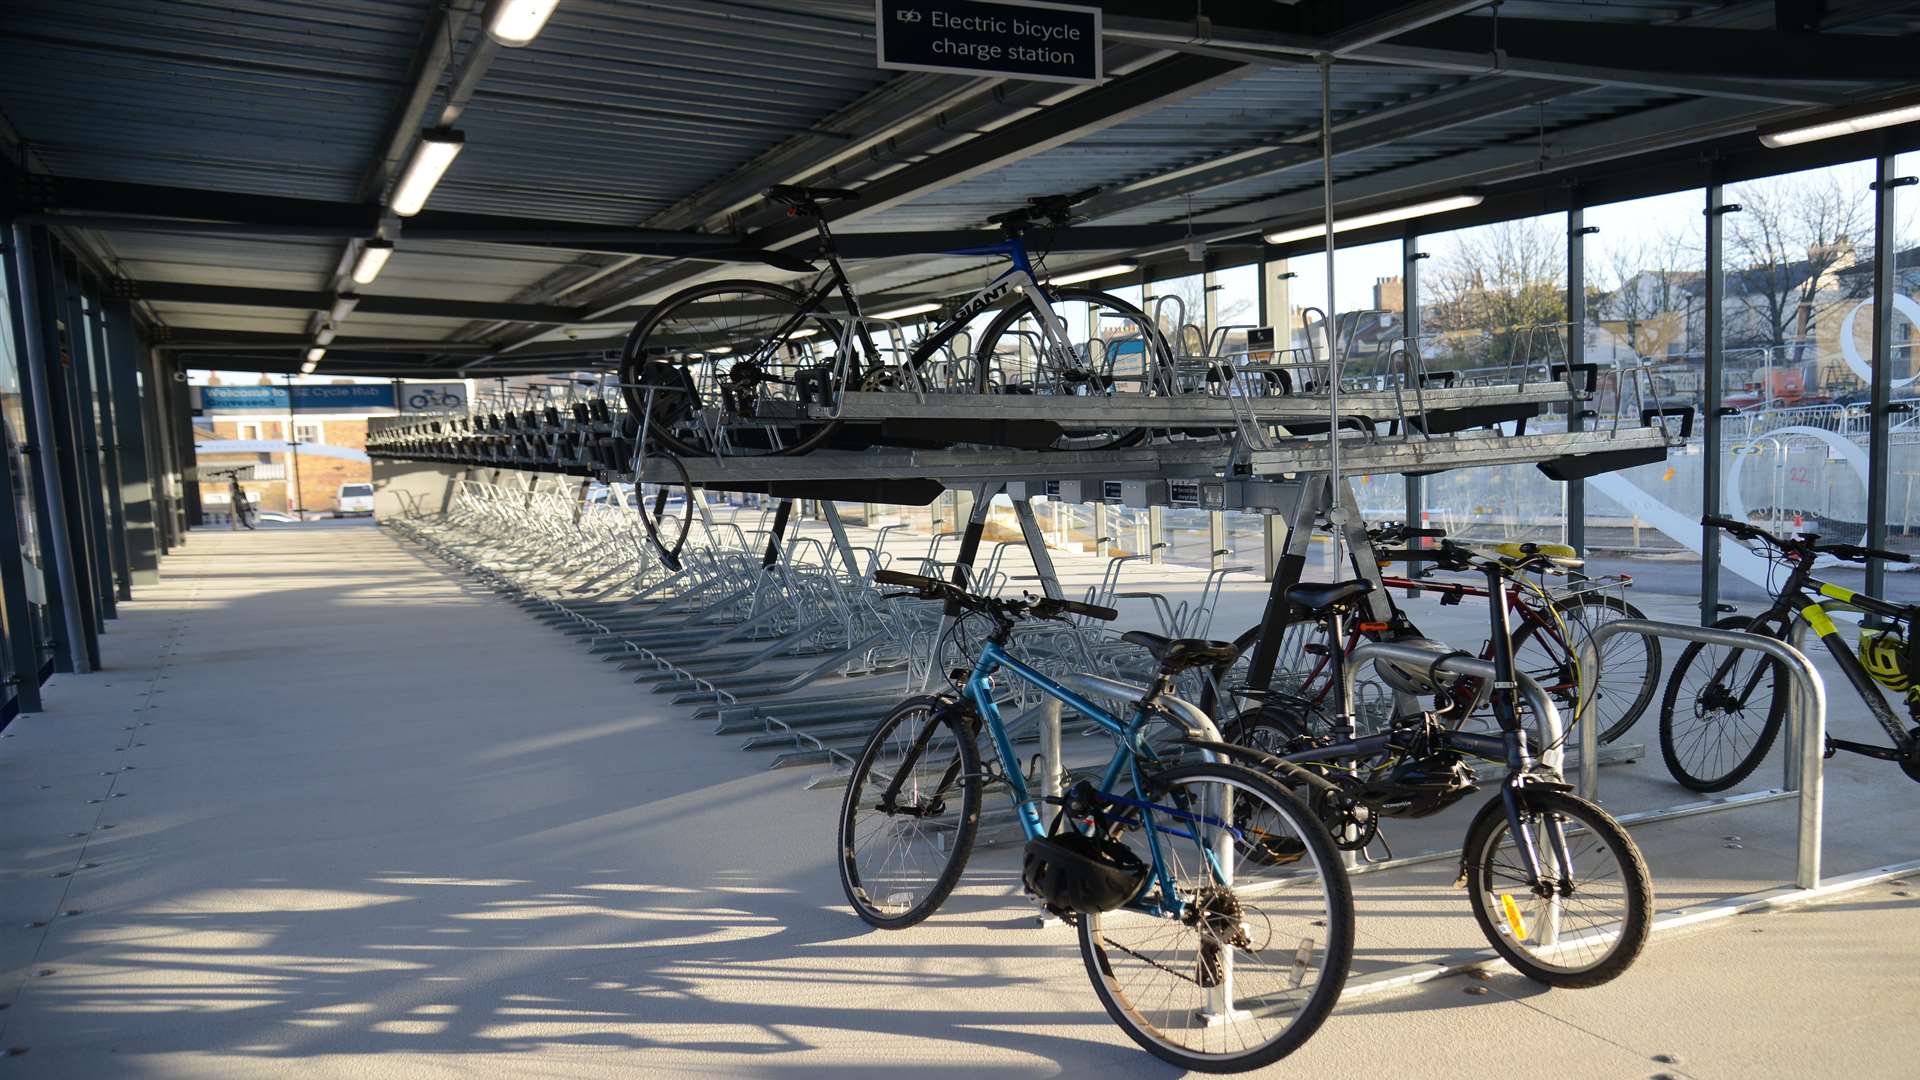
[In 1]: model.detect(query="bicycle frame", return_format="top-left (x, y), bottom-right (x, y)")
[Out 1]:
top-left (957, 639), bottom-right (1229, 920)
top-left (1731, 567), bottom-right (1916, 761)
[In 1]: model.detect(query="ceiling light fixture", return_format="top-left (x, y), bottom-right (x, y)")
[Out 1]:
top-left (785, 328), bottom-right (820, 340)
top-left (352, 240), bottom-right (394, 285)
top-left (390, 128), bottom-right (465, 216)
top-left (1046, 261), bottom-right (1137, 286)
top-left (302, 348), bottom-right (325, 374)
top-left (315, 326), bottom-right (337, 346)
top-left (1262, 193), bottom-right (1484, 245)
top-left (872, 301), bottom-right (940, 320)
top-left (1759, 101), bottom-right (1920, 148)
top-left (329, 293), bottom-right (360, 323)
top-left (486, 0), bottom-right (560, 46)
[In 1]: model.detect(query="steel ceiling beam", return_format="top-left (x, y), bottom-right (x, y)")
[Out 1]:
top-left (124, 282), bottom-right (582, 325)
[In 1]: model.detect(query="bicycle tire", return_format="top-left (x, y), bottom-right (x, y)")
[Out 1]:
top-left (1462, 788), bottom-right (1652, 987)
top-left (969, 286), bottom-right (1168, 451)
top-left (1510, 593), bottom-right (1662, 746)
top-left (1079, 761), bottom-right (1353, 1072)
top-left (1657, 615), bottom-right (1788, 792)
top-left (636, 452), bottom-right (694, 571)
top-left (619, 279), bottom-right (846, 458)
top-left (837, 695), bottom-right (981, 930)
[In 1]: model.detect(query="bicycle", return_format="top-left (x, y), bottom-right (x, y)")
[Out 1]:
top-left (1222, 524), bottom-right (1662, 750)
top-left (839, 570), bottom-right (1353, 1072)
top-left (1659, 514), bottom-right (1920, 790)
top-left (1231, 548), bottom-right (1653, 987)
top-left (620, 185), bottom-right (1175, 458)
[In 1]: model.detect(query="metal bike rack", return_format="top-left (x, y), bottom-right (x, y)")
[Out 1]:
top-left (1574, 618), bottom-right (1827, 888)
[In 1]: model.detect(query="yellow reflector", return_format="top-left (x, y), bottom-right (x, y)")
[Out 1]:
top-left (1500, 893), bottom-right (1529, 941)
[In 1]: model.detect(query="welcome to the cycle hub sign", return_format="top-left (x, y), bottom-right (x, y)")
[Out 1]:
top-left (876, 0), bottom-right (1102, 84)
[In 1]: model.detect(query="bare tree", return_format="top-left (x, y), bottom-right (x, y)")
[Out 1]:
top-left (1590, 226), bottom-right (1700, 360)
top-left (1724, 174), bottom-right (1872, 362)
top-left (1424, 217), bottom-right (1567, 367)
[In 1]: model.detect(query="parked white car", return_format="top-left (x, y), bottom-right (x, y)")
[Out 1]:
top-left (334, 482), bottom-right (374, 518)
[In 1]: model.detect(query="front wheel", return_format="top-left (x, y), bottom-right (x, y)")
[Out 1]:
top-left (1657, 615), bottom-right (1787, 792)
top-left (1463, 788), bottom-right (1651, 987)
top-left (837, 696), bottom-right (981, 930)
top-left (1079, 762), bottom-right (1353, 1072)
top-left (969, 286), bottom-right (1172, 451)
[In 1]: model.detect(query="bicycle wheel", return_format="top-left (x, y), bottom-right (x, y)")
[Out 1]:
top-left (635, 453), bottom-right (694, 571)
top-left (619, 279), bottom-right (847, 457)
top-left (1511, 593), bottom-right (1661, 745)
top-left (1657, 616), bottom-right (1788, 792)
top-left (1463, 788), bottom-right (1651, 987)
top-left (1080, 762), bottom-right (1353, 1072)
top-left (837, 695), bottom-right (982, 930)
top-left (970, 287), bottom-right (1170, 451)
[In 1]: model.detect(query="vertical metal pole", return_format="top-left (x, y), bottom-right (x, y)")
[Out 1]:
top-left (106, 299), bottom-right (160, 585)
top-left (0, 234), bottom-right (46, 709)
top-left (1319, 54), bottom-right (1343, 573)
top-left (1147, 505), bottom-right (1164, 563)
top-left (11, 226), bottom-right (90, 673)
top-left (61, 280), bottom-right (115, 622)
top-left (1702, 184), bottom-right (1730, 626)
top-left (1401, 232), bottom-right (1426, 594)
top-left (1866, 153), bottom-right (1902, 604)
top-left (1262, 512), bottom-right (1285, 581)
top-left (1567, 204), bottom-right (1589, 555)
top-left (284, 373), bottom-right (304, 518)
top-left (1208, 511), bottom-right (1226, 571)
top-left (819, 501), bottom-right (861, 578)
top-left (1246, 478), bottom-right (1325, 692)
top-left (88, 301), bottom-right (133, 599)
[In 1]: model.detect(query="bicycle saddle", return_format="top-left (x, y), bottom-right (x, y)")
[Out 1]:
top-left (1283, 579), bottom-right (1373, 614)
top-left (766, 184), bottom-right (861, 207)
top-left (1121, 631), bottom-right (1239, 673)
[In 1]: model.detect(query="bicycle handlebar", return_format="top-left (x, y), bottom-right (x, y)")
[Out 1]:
top-left (1703, 515), bottom-right (1912, 563)
top-left (873, 570), bottom-right (1117, 622)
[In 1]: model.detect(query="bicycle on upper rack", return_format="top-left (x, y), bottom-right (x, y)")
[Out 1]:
top-left (1660, 515), bottom-right (1920, 790)
top-left (619, 184), bottom-right (1176, 458)
top-left (1228, 545), bottom-right (1653, 987)
top-left (1221, 523), bottom-right (1663, 751)
top-left (838, 570), bottom-right (1352, 1072)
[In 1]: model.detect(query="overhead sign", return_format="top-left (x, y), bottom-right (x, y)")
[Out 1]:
top-left (197, 385), bottom-right (397, 412)
top-left (876, 0), bottom-right (1101, 84)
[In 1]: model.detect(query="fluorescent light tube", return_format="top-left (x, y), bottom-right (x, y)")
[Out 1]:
top-left (1047, 262), bottom-right (1137, 286)
top-left (315, 326), bottom-right (336, 346)
top-left (352, 240), bottom-right (394, 285)
top-left (785, 328), bottom-right (820, 340)
top-left (486, 0), bottom-right (559, 46)
top-left (1760, 102), bottom-right (1920, 148)
top-left (390, 129), bottom-right (464, 216)
top-left (872, 302), bottom-right (940, 320)
top-left (329, 293), bottom-right (360, 323)
top-left (1262, 193), bottom-right (1484, 245)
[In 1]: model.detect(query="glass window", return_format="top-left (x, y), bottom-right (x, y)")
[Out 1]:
top-left (0, 247), bottom-right (47, 692)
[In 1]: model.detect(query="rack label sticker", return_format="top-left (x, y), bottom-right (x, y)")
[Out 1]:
top-left (876, 0), bottom-right (1102, 84)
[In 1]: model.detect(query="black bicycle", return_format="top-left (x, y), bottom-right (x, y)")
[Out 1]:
top-left (618, 185), bottom-right (1173, 457)
top-left (1229, 542), bottom-right (1653, 987)
top-left (1659, 515), bottom-right (1920, 791)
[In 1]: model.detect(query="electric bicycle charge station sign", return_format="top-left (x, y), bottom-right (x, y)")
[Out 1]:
top-left (876, 0), bottom-right (1102, 84)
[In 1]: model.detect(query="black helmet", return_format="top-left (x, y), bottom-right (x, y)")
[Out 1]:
top-left (1023, 832), bottom-right (1149, 916)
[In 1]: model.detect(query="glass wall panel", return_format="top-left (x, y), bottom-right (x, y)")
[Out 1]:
top-left (1416, 213), bottom-right (1569, 545)
top-left (1581, 189), bottom-right (1707, 612)
top-left (0, 248), bottom-right (44, 696)
top-left (1881, 150), bottom-right (1920, 603)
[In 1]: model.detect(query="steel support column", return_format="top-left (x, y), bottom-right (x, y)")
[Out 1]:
top-left (1702, 185), bottom-right (1732, 625)
top-left (12, 226), bottom-right (94, 672)
top-left (0, 233), bottom-right (47, 709)
top-left (87, 302), bottom-right (132, 600)
top-left (1402, 232), bottom-right (1426, 592)
top-left (1567, 204), bottom-right (1589, 555)
top-left (105, 299), bottom-right (159, 585)
top-left (1866, 153), bottom-right (1907, 603)
top-left (60, 270), bottom-right (116, 622)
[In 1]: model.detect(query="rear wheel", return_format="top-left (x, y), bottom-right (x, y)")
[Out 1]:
top-left (1657, 615), bottom-right (1787, 792)
top-left (1463, 788), bottom-right (1651, 987)
top-left (1511, 593), bottom-right (1661, 745)
top-left (620, 280), bottom-right (847, 457)
top-left (837, 696), bottom-right (981, 930)
top-left (1079, 762), bottom-right (1352, 1072)
top-left (970, 287), bottom-right (1172, 451)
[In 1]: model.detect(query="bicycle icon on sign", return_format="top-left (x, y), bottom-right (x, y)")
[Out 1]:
top-left (406, 387), bottom-right (464, 411)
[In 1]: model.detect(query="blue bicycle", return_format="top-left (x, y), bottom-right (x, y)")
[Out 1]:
top-left (838, 570), bottom-right (1354, 1072)
top-left (619, 185), bottom-right (1173, 457)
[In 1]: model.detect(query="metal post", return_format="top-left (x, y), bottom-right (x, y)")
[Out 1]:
top-left (90, 300), bottom-right (135, 597)
top-left (1147, 505), bottom-right (1164, 564)
top-left (1866, 154), bottom-right (1906, 604)
top-left (284, 373), bottom-right (304, 518)
top-left (1246, 477), bottom-right (1324, 692)
top-left (0, 234), bottom-right (46, 709)
top-left (1013, 497), bottom-right (1063, 598)
top-left (55, 260), bottom-right (109, 630)
top-left (105, 299), bottom-right (159, 584)
top-left (10, 226), bottom-right (91, 673)
top-left (1702, 184), bottom-right (1732, 625)
top-left (1208, 511), bottom-right (1226, 571)
top-left (1402, 232), bottom-right (1426, 594)
top-left (1567, 204), bottom-right (1589, 555)
top-left (65, 288), bottom-right (117, 618)
top-left (1262, 510), bottom-right (1286, 581)
top-left (1318, 54), bottom-right (1343, 573)
top-left (819, 501), bottom-right (861, 578)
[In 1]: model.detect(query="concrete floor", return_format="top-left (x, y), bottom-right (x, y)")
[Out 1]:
top-left (0, 523), bottom-right (1915, 1078)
